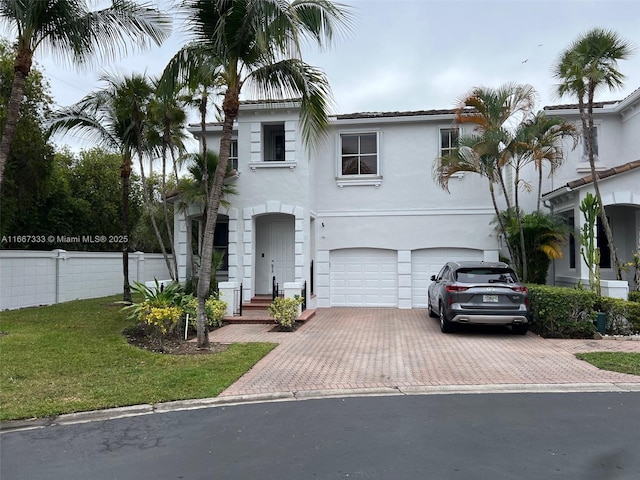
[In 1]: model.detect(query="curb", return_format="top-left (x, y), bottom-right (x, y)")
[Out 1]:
top-left (3, 382), bottom-right (639, 433)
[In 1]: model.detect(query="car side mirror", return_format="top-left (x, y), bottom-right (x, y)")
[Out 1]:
top-left (430, 275), bottom-right (436, 282)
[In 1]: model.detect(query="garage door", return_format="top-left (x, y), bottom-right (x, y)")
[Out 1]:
top-left (330, 249), bottom-right (397, 307)
top-left (411, 248), bottom-right (483, 307)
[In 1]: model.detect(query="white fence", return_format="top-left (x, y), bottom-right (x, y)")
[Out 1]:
top-left (0, 250), bottom-right (173, 310)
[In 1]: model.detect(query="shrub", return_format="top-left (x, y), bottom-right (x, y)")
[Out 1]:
top-left (268, 296), bottom-right (302, 330)
top-left (527, 284), bottom-right (597, 338)
top-left (123, 280), bottom-right (189, 343)
top-left (629, 291), bottom-right (640, 303)
top-left (205, 297), bottom-right (227, 328)
top-left (183, 296), bottom-right (227, 330)
top-left (599, 297), bottom-right (640, 335)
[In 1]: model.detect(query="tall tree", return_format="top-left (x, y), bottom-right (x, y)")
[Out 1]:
top-left (553, 28), bottom-right (635, 280)
top-left (49, 73), bottom-right (171, 301)
top-left (515, 112), bottom-right (578, 213)
top-left (0, 39), bottom-right (56, 240)
top-left (0, 0), bottom-right (171, 186)
top-left (435, 83), bottom-right (537, 271)
top-left (160, 0), bottom-right (352, 347)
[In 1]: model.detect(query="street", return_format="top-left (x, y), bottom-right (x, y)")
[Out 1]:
top-left (2, 392), bottom-right (639, 479)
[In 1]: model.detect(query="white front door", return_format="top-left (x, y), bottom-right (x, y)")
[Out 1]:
top-left (255, 215), bottom-right (295, 294)
top-left (271, 220), bottom-right (295, 291)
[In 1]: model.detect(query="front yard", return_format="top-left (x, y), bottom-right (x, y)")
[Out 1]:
top-left (0, 296), bottom-right (275, 421)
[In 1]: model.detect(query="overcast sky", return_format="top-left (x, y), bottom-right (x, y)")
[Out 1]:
top-left (18, 0), bottom-right (640, 149)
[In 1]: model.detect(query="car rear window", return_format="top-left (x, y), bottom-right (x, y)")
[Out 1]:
top-left (455, 268), bottom-right (518, 284)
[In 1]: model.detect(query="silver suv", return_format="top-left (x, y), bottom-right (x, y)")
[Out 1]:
top-left (427, 261), bottom-right (530, 334)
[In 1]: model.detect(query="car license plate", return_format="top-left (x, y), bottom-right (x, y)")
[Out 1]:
top-left (483, 295), bottom-right (498, 303)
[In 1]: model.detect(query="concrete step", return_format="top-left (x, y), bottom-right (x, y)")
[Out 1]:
top-left (224, 308), bottom-right (316, 325)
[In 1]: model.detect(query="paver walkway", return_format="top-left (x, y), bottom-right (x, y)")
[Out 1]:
top-left (210, 308), bottom-right (640, 398)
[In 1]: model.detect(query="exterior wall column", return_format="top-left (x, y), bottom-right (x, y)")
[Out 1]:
top-left (397, 250), bottom-right (412, 309)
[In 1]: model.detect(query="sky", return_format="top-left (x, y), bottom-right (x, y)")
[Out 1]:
top-left (11, 0), bottom-right (640, 150)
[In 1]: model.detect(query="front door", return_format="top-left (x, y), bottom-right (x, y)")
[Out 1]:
top-left (255, 214), bottom-right (295, 294)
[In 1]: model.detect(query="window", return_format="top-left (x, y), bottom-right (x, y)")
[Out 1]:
top-left (440, 128), bottom-right (459, 157)
top-left (568, 213), bottom-right (576, 269)
top-left (229, 140), bottom-right (238, 171)
top-left (582, 126), bottom-right (599, 160)
top-left (597, 217), bottom-right (611, 269)
top-left (263, 123), bottom-right (285, 162)
top-left (340, 133), bottom-right (378, 176)
top-left (213, 222), bottom-right (229, 271)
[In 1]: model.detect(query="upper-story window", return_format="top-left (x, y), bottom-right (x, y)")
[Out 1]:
top-left (229, 140), bottom-right (238, 171)
top-left (440, 128), bottom-right (459, 158)
top-left (340, 133), bottom-right (378, 176)
top-left (263, 123), bottom-right (285, 162)
top-left (581, 126), bottom-right (599, 161)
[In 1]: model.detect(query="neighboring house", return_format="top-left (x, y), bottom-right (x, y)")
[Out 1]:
top-left (173, 89), bottom-right (640, 309)
top-left (541, 88), bottom-right (640, 295)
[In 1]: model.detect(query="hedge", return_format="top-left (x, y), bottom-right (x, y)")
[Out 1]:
top-left (527, 284), bottom-right (640, 338)
top-left (527, 284), bottom-right (597, 338)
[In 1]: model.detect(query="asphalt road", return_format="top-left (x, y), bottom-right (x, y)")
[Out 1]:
top-left (2, 392), bottom-right (639, 480)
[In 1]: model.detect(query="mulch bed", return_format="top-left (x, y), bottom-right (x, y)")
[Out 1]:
top-left (123, 323), bottom-right (228, 355)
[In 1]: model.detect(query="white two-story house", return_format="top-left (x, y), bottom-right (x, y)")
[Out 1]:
top-left (173, 89), bottom-right (640, 309)
top-left (540, 88), bottom-right (640, 296)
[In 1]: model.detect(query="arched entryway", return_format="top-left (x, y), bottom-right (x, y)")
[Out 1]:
top-left (255, 213), bottom-right (295, 294)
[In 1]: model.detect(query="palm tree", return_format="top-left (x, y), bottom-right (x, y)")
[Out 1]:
top-left (497, 210), bottom-right (570, 284)
top-left (160, 0), bottom-right (352, 347)
top-left (147, 83), bottom-right (190, 281)
top-left (0, 0), bottom-right (171, 186)
top-left (176, 151), bottom-right (238, 293)
top-left (516, 112), bottom-right (578, 212)
top-left (49, 73), bottom-right (173, 301)
top-left (553, 28), bottom-right (635, 280)
top-left (509, 112), bottom-right (578, 279)
top-left (435, 83), bottom-right (538, 269)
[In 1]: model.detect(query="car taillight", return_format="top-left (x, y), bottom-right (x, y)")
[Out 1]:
top-left (446, 285), bottom-right (469, 292)
top-left (511, 285), bottom-right (528, 293)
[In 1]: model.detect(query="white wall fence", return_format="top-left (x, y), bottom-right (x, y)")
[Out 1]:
top-left (0, 250), bottom-right (173, 310)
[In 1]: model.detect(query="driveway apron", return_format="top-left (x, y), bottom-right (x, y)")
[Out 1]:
top-left (209, 308), bottom-right (640, 397)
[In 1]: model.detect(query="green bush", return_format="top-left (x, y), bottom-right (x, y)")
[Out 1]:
top-left (183, 296), bottom-right (227, 330)
top-left (268, 296), bottom-right (302, 330)
top-left (527, 284), bottom-right (597, 338)
top-left (599, 297), bottom-right (640, 335)
top-left (629, 291), bottom-right (640, 303)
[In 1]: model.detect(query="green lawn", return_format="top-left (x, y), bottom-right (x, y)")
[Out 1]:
top-left (0, 296), bottom-right (276, 421)
top-left (576, 352), bottom-right (640, 376)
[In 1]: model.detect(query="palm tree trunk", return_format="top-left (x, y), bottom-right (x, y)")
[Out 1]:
top-left (0, 49), bottom-right (32, 185)
top-left (514, 163), bottom-right (527, 281)
top-left (161, 138), bottom-right (179, 280)
top-left (195, 87), bottom-right (239, 348)
top-left (137, 155), bottom-right (176, 280)
top-left (121, 157), bottom-right (133, 303)
top-left (489, 182), bottom-right (517, 265)
top-left (584, 85), bottom-right (622, 280)
top-left (537, 165), bottom-right (543, 213)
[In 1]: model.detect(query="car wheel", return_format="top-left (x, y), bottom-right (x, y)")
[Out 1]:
top-left (428, 296), bottom-right (437, 318)
top-left (439, 303), bottom-right (455, 333)
top-left (512, 324), bottom-right (529, 335)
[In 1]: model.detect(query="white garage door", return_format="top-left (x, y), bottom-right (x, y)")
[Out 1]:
top-left (330, 249), bottom-right (398, 307)
top-left (411, 248), bottom-right (484, 307)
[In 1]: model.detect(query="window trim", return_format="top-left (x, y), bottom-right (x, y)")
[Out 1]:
top-left (439, 126), bottom-right (459, 158)
top-left (336, 130), bottom-right (382, 187)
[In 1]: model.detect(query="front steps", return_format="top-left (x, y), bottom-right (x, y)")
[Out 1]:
top-left (223, 295), bottom-right (315, 324)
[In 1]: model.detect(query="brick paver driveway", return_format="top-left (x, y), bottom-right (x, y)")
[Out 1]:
top-left (210, 308), bottom-right (640, 398)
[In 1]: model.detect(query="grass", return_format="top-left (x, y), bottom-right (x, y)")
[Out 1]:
top-left (0, 296), bottom-right (276, 421)
top-left (576, 352), bottom-right (640, 376)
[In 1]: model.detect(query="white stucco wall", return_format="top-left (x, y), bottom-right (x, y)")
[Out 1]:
top-left (0, 250), bottom-right (173, 310)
